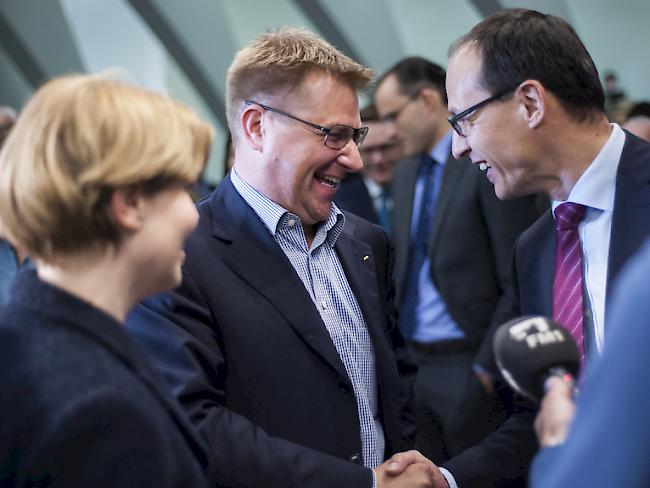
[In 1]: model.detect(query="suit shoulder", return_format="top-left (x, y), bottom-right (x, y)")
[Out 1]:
top-left (343, 211), bottom-right (387, 241)
top-left (619, 131), bottom-right (650, 179)
top-left (516, 210), bottom-right (553, 253)
top-left (393, 156), bottom-right (421, 179)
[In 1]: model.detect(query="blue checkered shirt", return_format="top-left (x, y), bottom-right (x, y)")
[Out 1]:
top-left (231, 170), bottom-right (385, 469)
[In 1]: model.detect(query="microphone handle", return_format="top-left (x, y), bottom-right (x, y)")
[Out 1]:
top-left (543, 366), bottom-right (578, 396)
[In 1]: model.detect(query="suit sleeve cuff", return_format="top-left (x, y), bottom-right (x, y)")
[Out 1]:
top-left (439, 467), bottom-right (458, 488)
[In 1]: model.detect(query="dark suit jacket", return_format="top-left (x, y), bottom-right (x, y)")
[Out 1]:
top-left (530, 238), bottom-right (650, 487)
top-left (0, 269), bottom-right (210, 488)
top-left (127, 176), bottom-right (415, 488)
top-left (514, 131), bottom-right (650, 332)
top-left (391, 153), bottom-right (541, 354)
top-left (335, 173), bottom-right (380, 225)
top-left (445, 131), bottom-right (650, 487)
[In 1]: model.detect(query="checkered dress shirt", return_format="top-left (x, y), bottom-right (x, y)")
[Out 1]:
top-left (231, 170), bottom-right (385, 469)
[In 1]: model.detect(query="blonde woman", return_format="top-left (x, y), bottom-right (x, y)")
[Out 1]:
top-left (0, 75), bottom-right (213, 487)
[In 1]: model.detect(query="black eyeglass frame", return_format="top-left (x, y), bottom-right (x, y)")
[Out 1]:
top-left (447, 87), bottom-right (516, 137)
top-left (244, 100), bottom-right (368, 149)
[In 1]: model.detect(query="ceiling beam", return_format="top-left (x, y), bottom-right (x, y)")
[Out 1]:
top-left (127, 0), bottom-right (227, 128)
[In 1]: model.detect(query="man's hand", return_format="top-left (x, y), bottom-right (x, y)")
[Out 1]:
top-left (374, 450), bottom-right (449, 487)
top-left (534, 376), bottom-right (576, 447)
top-left (474, 369), bottom-right (495, 396)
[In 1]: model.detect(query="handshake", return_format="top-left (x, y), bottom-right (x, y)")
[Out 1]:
top-left (373, 451), bottom-right (450, 488)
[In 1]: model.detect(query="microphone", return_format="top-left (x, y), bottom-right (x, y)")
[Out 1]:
top-left (493, 316), bottom-right (580, 402)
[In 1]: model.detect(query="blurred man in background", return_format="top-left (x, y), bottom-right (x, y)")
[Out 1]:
top-left (335, 104), bottom-right (403, 231)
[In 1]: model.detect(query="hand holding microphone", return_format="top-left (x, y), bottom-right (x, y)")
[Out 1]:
top-left (534, 376), bottom-right (576, 447)
top-left (493, 316), bottom-right (580, 447)
top-left (493, 315), bottom-right (580, 402)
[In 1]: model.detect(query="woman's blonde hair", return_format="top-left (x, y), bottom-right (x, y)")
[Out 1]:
top-left (0, 74), bottom-right (213, 261)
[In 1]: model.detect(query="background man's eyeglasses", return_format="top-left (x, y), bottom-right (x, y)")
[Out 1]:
top-left (245, 100), bottom-right (368, 149)
top-left (361, 142), bottom-right (402, 156)
top-left (381, 89), bottom-right (424, 123)
top-left (447, 87), bottom-right (515, 137)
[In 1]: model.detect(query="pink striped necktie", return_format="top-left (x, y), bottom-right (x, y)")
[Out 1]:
top-left (553, 202), bottom-right (587, 365)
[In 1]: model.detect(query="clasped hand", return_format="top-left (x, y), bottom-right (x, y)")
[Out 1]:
top-left (373, 450), bottom-right (449, 488)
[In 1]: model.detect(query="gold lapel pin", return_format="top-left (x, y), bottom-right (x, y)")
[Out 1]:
top-left (363, 255), bottom-right (370, 261)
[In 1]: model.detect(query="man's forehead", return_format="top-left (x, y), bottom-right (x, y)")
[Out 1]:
top-left (363, 122), bottom-right (394, 146)
top-left (375, 75), bottom-right (406, 105)
top-left (447, 45), bottom-right (484, 108)
top-left (286, 72), bottom-right (361, 122)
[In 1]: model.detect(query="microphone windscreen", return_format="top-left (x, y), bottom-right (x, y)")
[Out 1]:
top-left (493, 316), bottom-right (580, 402)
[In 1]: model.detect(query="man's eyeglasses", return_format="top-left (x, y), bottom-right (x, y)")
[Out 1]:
top-left (382, 95), bottom-right (418, 123)
top-left (447, 87), bottom-right (515, 137)
top-left (245, 100), bottom-right (368, 150)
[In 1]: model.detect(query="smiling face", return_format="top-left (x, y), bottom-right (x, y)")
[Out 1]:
top-left (255, 70), bottom-right (364, 226)
top-left (446, 44), bottom-right (542, 200)
top-left (134, 185), bottom-right (199, 295)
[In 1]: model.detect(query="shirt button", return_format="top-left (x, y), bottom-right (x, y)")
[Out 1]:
top-left (321, 299), bottom-right (327, 310)
top-left (288, 219), bottom-right (296, 227)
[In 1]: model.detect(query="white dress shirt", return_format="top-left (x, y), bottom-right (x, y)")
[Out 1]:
top-left (552, 123), bottom-right (625, 355)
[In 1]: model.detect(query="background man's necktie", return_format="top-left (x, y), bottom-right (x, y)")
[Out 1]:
top-left (399, 155), bottom-right (437, 338)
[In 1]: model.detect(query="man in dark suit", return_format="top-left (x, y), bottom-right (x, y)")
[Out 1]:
top-left (373, 57), bottom-right (542, 463)
top-left (127, 29), bottom-right (447, 488)
top-left (436, 7), bottom-right (650, 486)
top-left (531, 239), bottom-right (650, 487)
top-left (335, 105), bottom-right (403, 232)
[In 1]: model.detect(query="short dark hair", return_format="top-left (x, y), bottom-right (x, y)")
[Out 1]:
top-left (360, 103), bottom-right (379, 123)
top-left (450, 9), bottom-right (604, 122)
top-left (377, 57), bottom-right (447, 105)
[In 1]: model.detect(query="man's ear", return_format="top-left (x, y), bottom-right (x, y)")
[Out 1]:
top-left (517, 80), bottom-right (546, 129)
top-left (241, 104), bottom-right (265, 153)
top-left (419, 87), bottom-right (444, 113)
top-left (109, 188), bottom-right (145, 232)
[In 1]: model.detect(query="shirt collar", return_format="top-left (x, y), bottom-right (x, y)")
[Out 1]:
top-left (231, 168), bottom-right (286, 235)
top-left (230, 168), bottom-right (345, 247)
top-left (430, 130), bottom-right (453, 165)
top-left (552, 123), bottom-right (624, 216)
top-left (363, 176), bottom-right (384, 200)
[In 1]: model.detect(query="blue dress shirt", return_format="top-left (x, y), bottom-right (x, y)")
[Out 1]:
top-left (409, 131), bottom-right (465, 343)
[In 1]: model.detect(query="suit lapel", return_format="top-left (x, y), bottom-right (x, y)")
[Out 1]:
top-left (211, 179), bottom-right (350, 381)
top-left (607, 133), bottom-right (650, 305)
top-left (517, 212), bottom-right (555, 316)
top-left (336, 222), bottom-right (394, 378)
top-left (536, 218), bottom-right (556, 316)
top-left (390, 156), bottom-right (421, 300)
top-left (391, 156), bottom-right (420, 248)
top-left (336, 223), bottom-right (385, 340)
top-left (428, 154), bottom-right (467, 250)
